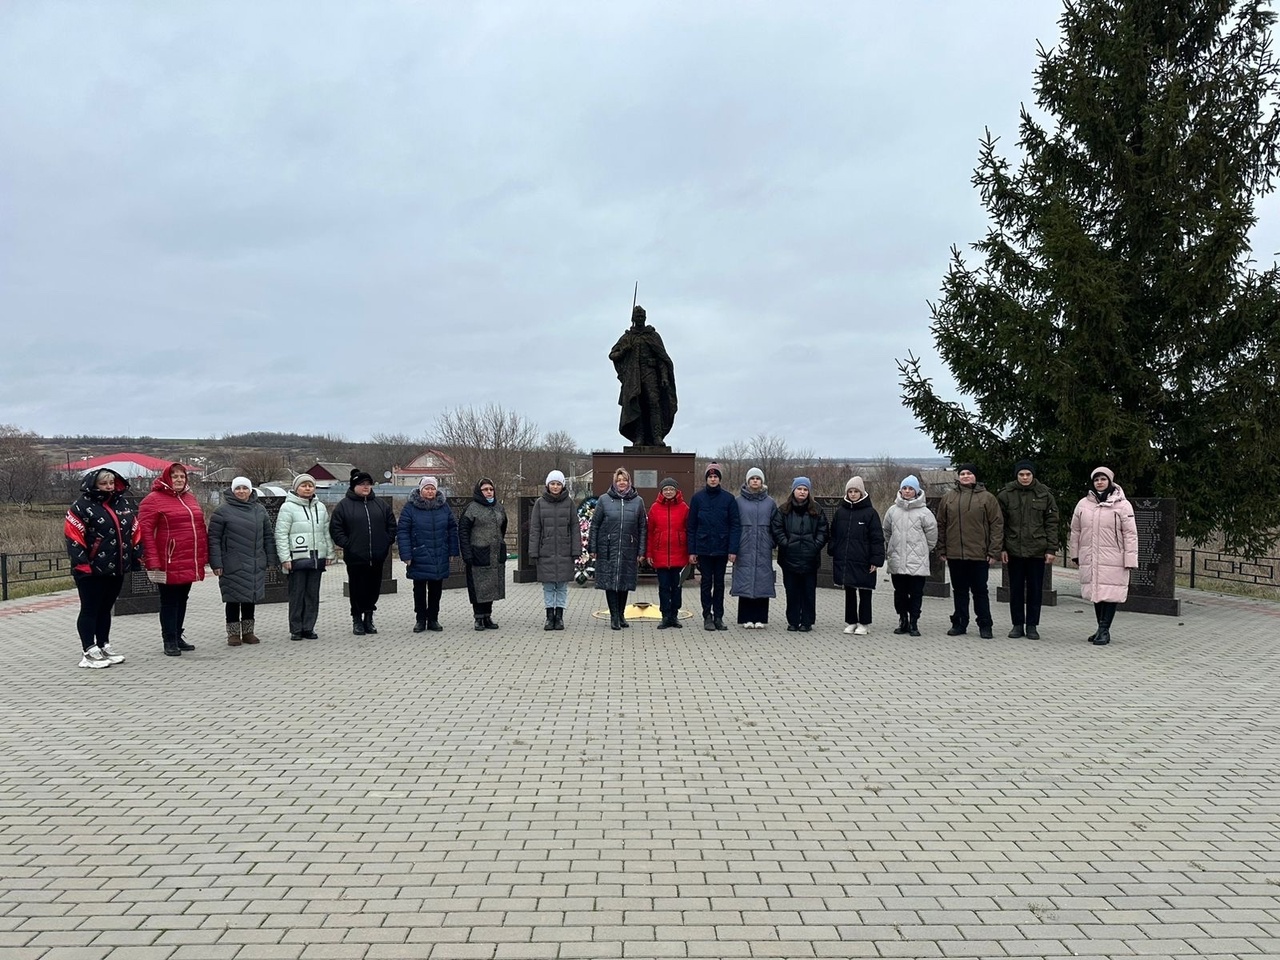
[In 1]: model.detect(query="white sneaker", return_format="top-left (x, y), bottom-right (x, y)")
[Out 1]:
top-left (98, 644), bottom-right (125, 664)
top-left (754, 622), bottom-right (765, 629)
top-left (79, 647), bottom-right (112, 669)
top-left (843, 624), bottom-right (857, 634)
top-left (854, 624), bottom-right (869, 636)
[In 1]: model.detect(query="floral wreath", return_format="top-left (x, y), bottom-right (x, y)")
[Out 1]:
top-left (574, 496), bottom-right (597, 585)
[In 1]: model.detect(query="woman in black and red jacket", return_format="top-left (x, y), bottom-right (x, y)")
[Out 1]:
top-left (65, 469), bottom-right (141, 668)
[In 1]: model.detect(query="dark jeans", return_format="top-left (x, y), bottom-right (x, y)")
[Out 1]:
top-left (347, 561), bottom-right (383, 616)
top-left (75, 575), bottom-right (123, 650)
top-left (472, 601), bottom-right (493, 617)
top-left (1006, 555), bottom-right (1046, 626)
top-left (698, 554), bottom-right (728, 617)
top-left (225, 602), bottom-right (256, 623)
top-left (287, 569), bottom-right (323, 633)
top-left (157, 582), bottom-right (193, 642)
top-left (947, 559), bottom-right (992, 629)
top-left (412, 579), bottom-right (443, 621)
top-left (844, 587), bottom-right (873, 625)
top-left (655, 567), bottom-right (684, 622)
top-left (891, 574), bottom-right (925, 622)
top-left (782, 569), bottom-right (817, 627)
top-left (737, 596), bottom-right (770, 624)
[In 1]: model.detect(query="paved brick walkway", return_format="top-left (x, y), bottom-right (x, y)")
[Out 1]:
top-left (2, 565), bottom-right (1277, 959)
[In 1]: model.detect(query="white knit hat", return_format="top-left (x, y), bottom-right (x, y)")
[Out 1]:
top-left (546, 470), bottom-right (566, 485)
top-left (231, 476), bottom-right (252, 491)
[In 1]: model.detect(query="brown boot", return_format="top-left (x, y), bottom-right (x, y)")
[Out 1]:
top-left (226, 622), bottom-right (242, 646)
top-left (240, 618), bottom-right (260, 644)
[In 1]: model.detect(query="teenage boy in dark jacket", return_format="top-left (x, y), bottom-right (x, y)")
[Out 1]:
top-left (997, 459), bottom-right (1059, 639)
top-left (687, 463), bottom-right (741, 631)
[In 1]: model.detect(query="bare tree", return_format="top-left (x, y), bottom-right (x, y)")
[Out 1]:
top-left (859, 456), bottom-right (926, 513)
top-left (523, 429), bottom-right (584, 494)
top-left (235, 450), bottom-right (291, 486)
top-left (712, 439), bottom-right (750, 488)
top-left (432, 404), bottom-right (540, 502)
top-left (0, 425), bottom-right (50, 504)
top-left (367, 432), bottom-right (427, 479)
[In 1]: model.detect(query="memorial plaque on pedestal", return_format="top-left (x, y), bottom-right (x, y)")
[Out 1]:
top-left (592, 450), bottom-right (695, 500)
top-left (342, 552), bottom-right (397, 597)
top-left (1120, 497), bottom-right (1181, 616)
top-left (514, 495), bottom-right (540, 584)
top-left (996, 560), bottom-right (1058, 606)
top-left (924, 496), bottom-right (950, 598)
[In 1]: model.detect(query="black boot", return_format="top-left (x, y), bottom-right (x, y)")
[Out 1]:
top-left (484, 615), bottom-right (499, 630)
top-left (893, 614), bottom-right (909, 635)
top-left (162, 633), bottom-right (181, 657)
top-left (544, 609), bottom-right (556, 631)
top-left (353, 616), bottom-right (366, 636)
top-left (607, 592), bottom-right (621, 630)
top-left (704, 613), bottom-right (716, 631)
top-left (713, 615), bottom-right (727, 631)
top-left (474, 616), bottom-right (487, 631)
top-left (946, 614), bottom-right (967, 636)
top-left (553, 608), bottom-right (565, 630)
top-left (908, 619), bottom-right (921, 637)
top-left (174, 632), bottom-right (195, 652)
top-left (618, 592), bottom-right (629, 628)
top-left (414, 618), bottom-right (427, 633)
top-left (363, 612), bottom-right (377, 635)
top-left (427, 620), bottom-right (443, 632)
top-left (657, 613), bottom-right (670, 630)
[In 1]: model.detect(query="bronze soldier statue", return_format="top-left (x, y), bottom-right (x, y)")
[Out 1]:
top-left (610, 305), bottom-right (678, 449)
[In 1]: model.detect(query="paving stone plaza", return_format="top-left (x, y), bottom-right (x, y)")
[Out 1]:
top-left (2, 566), bottom-right (1278, 959)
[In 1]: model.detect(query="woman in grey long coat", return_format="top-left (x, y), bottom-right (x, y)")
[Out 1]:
top-left (589, 467), bottom-right (647, 630)
top-left (731, 467), bottom-right (779, 628)
top-left (209, 477), bottom-right (278, 646)
top-left (529, 470), bottom-right (578, 631)
top-left (459, 477), bottom-right (508, 631)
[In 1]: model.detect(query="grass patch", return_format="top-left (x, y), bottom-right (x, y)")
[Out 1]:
top-left (3, 576), bottom-right (74, 600)
top-left (1176, 574), bottom-right (1279, 601)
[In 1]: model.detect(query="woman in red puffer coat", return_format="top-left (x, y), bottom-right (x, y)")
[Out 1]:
top-left (646, 477), bottom-right (689, 629)
top-left (137, 462), bottom-right (208, 658)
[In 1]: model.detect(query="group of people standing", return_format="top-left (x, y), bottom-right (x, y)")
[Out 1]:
top-left (64, 457), bottom-right (1142, 668)
top-left (933, 461), bottom-right (1139, 645)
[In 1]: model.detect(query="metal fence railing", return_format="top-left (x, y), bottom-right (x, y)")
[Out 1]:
top-left (0, 551), bottom-right (73, 601)
top-left (1178, 548), bottom-right (1280, 591)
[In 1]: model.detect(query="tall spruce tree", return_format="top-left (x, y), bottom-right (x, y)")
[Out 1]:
top-left (899, 0), bottom-right (1280, 554)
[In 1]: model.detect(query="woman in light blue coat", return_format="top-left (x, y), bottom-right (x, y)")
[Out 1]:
top-left (274, 473), bottom-right (335, 641)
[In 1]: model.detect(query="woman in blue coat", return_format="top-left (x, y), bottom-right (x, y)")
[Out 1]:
top-left (731, 467), bottom-right (779, 628)
top-left (396, 476), bottom-right (459, 632)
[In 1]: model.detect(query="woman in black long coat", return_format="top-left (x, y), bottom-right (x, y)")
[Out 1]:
top-left (828, 476), bottom-right (885, 636)
top-left (769, 477), bottom-right (829, 632)
top-left (209, 477), bottom-right (279, 646)
top-left (589, 467), bottom-right (647, 630)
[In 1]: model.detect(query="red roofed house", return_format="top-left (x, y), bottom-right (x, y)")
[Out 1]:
top-left (55, 453), bottom-right (203, 481)
top-left (392, 449), bottom-right (456, 490)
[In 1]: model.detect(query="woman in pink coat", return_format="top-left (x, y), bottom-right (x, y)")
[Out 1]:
top-left (1068, 466), bottom-right (1138, 646)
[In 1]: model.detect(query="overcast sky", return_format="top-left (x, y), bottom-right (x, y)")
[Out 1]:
top-left (4, 2), bottom-right (1271, 458)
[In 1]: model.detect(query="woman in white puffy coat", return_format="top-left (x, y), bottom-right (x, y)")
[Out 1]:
top-left (273, 473), bottom-right (335, 641)
top-left (882, 474), bottom-right (937, 637)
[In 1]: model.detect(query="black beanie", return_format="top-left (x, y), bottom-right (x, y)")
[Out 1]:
top-left (956, 463), bottom-right (978, 481)
top-left (1014, 459), bottom-right (1036, 478)
top-left (349, 468), bottom-right (374, 489)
